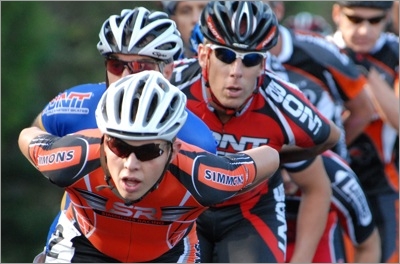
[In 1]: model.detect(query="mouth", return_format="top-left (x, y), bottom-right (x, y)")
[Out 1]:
top-left (121, 177), bottom-right (142, 193)
top-left (225, 86), bottom-right (242, 97)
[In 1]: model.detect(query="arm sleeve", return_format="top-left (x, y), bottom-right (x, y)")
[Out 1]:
top-left (28, 129), bottom-right (102, 187)
top-left (170, 144), bottom-right (257, 206)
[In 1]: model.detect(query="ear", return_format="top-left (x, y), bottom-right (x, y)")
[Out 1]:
top-left (198, 44), bottom-right (209, 68)
top-left (260, 58), bottom-right (266, 74)
top-left (170, 140), bottom-right (182, 161)
top-left (162, 62), bottom-right (174, 80)
top-left (332, 4), bottom-right (341, 26)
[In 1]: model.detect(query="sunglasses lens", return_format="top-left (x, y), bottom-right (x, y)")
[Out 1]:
top-left (107, 137), bottom-right (131, 158)
top-left (106, 137), bottom-right (164, 161)
top-left (129, 61), bottom-right (158, 72)
top-left (133, 144), bottom-right (164, 161)
top-left (106, 59), bottom-right (125, 75)
top-left (214, 48), bottom-right (237, 64)
top-left (106, 58), bottom-right (158, 75)
top-left (345, 14), bottom-right (385, 25)
top-left (369, 17), bottom-right (384, 24)
top-left (242, 54), bottom-right (264, 67)
top-left (213, 47), bottom-right (263, 67)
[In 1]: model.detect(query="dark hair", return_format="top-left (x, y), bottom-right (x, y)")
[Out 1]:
top-left (336, 1), bottom-right (393, 10)
top-left (161, 1), bottom-right (178, 15)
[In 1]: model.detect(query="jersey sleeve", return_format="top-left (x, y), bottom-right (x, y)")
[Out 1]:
top-left (264, 74), bottom-right (332, 147)
top-left (322, 152), bottom-right (376, 245)
top-left (177, 109), bottom-right (217, 154)
top-left (170, 142), bottom-right (257, 206)
top-left (40, 83), bottom-right (105, 136)
top-left (28, 128), bottom-right (102, 187)
top-left (295, 31), bottom-right (367, 101)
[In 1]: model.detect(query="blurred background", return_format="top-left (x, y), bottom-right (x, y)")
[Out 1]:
top-left (1, 1), bottom-right (335, 262)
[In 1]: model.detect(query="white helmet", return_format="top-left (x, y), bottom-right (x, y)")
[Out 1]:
top-left (96, 71), bottom-right (188, 142)
top-left (97, 7), bottom-right (183, 63)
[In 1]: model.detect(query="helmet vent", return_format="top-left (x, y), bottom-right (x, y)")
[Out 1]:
top-left (136, 34), bottom-right (155, 49)
top-left (146, 95), bottom-right (159, 124)
top-left (117, 90), bottom-right (124, 124)
top-left (131, 80), bottom-right (145, 123)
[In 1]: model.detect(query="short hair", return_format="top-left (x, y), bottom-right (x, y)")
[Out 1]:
top-left (336, 1), bottom-right (393, 10)
top-left (161, 1), bottom-right (178, 15)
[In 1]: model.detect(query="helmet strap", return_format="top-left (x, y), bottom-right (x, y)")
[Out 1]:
top-left (104, 62), bottom-right (110, 88)
top-left (158, 61), bottom-right (166, 74)
top-left (203, 78), bottom-right (259, 118)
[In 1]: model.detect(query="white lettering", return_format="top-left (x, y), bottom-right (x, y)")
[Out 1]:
top-left (334, 171), bottom-right (372, 226)
top-left (267, 81), bottom-right (323, 135)
top-left (274, 184), bottom-right (287, 253)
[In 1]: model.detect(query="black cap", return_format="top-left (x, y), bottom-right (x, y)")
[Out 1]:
top-left (336, 1), bottom-right (393, 10)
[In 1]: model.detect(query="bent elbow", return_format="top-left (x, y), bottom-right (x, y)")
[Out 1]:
top-left (325, 122), bottom-right (341, 150)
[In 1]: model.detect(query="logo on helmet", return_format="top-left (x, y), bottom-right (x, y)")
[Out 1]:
top-left (152, 51), bottom-right (167, 59)
top-left (259, 26), bottom-right (277, 50)
top-left (232, 43), bottom-right (249, 49)
top-left (206, 17), bottom-right (225, 44)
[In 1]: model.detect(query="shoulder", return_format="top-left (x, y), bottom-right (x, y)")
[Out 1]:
top-left (263, 69), bottom-right (301, 93)
top-left (72, 128), bottom-right (103, 139)
top-left (171, 58), bottom-right (202, 89)
top-left (382, 33), bottom-right (399, 56)
top-left (62, 82), bottom-right (106, 94)
top-left (293, 31), bottom-right (353, 68)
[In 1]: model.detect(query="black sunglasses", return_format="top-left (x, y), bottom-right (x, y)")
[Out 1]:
top-left (106, 136), bottom-right (167, 161)
top-left (344, 13), bottom-right (386, 25)
top-left (105, 57), bottom-right (159, 75)
top-left (206, 44), bottom-right (266, 67)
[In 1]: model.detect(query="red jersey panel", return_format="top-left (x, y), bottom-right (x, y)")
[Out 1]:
top-left (171, 59), bottom-right (333, 206)
top-left (28, 128), bottom-right (259, 262)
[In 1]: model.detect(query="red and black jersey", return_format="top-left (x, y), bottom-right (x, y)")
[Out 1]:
top-left (28, 128), bottom-right (259, 262)
top-left (171, 58), bottom-right (333, 206)
top-left (285, 150), bottom-right (376, 262)
top-left (267, 26), bottom-right (368, 160)
top-left (329, 31), bottom-right (399, 195)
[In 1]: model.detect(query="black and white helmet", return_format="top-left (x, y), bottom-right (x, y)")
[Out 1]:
top-left (200, 1), bottom-right (279, 51)
top-left (96, 71), bottom-right (188, 142)
top-left (97, 7), bottom-right (183, 63)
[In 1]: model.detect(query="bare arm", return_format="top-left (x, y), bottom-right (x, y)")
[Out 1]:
top-left (279, 120), bottom-right (341, 163)
top-left (286, 156), bottom-right (332, 263)
top-left (31, 113), bottom-right (44, 129)
top-left (343, 88), bottom-right (375, 144)
top-left (353, 228), bottom-right (381, 263)
top-left (365, 67), bottom-right (399, 132)
top-left (18, 127), bottom-right (51, 166)
top-left (241, 146), bottom-right (280, 187)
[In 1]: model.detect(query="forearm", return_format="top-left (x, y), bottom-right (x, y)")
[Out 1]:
top-left (18, 127), bottom-right (50, 164)
top-left (343, 114), bottom-right (371, 144)
top-left (290, 191), bottom-right (330, 262)
top-left (343, 89), bottom-right (375, 144)
top-left (31, 114), bottom-right (44, 129)
top-left (289, 157), bottom-right (332, 262)
top-left (280, 121), bottom-right (340, 163)
top-left (353, 228), bottom-right (381, 263)
top-left (243, 146), bottom-right (280, 185)
top-left (366, 69), bottom-right (399, 132)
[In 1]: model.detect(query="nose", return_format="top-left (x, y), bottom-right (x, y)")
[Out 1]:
top-left (229, 58), bottom-right (244, 78)
top-left (356, 21), bottom-right (372, 35)
top-left (122, 66), bottom-right (132, 77)
top-left (192, 9), bottom-right (202, 24)
top-left (124, 152), bottom-right (141, 170)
